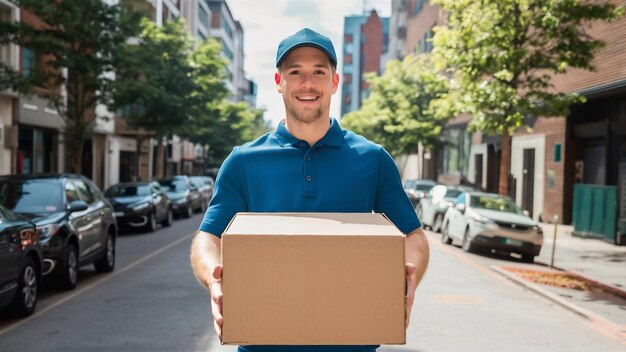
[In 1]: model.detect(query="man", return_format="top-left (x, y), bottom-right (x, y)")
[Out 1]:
top-left (190, 28), bottom-right (429, 352)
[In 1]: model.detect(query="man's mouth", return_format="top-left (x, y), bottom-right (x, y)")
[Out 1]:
top-left (296, 95), bottom-right (319, 102)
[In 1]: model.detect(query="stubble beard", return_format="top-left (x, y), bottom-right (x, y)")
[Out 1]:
top-left (286, 104), bottom-right (324, 124)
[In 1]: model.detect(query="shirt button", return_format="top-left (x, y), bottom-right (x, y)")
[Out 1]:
top-left (306, 176), bottom-right (312, 182)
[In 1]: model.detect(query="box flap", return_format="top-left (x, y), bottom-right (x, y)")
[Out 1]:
top-left (223, 212), bottom-right (403, 237)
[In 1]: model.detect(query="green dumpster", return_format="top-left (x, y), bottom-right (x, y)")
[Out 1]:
top-left (572, 184), bottom-right (617, 243)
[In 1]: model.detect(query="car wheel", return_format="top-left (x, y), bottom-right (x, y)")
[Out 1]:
top-left (94, 233), bottom-right (115, 273)
top-left (441, 223), bottom-right (453, 245)
top-left (145, 212), bottom-right (157, 232)
top-left (183, 204), bottom-right (192, 218)
top-left (462, 228), bottom-right (475, 253)
top-left (59, 244), bottom-right (78, 290)
top-left (521, 254), bottom-right (535, 263)
top-left (162, 208), bottom-right (174, 227)
top-left (8, 256), bottom-right (38, 317)
top-left (433, 214), bottom-right (443, 233)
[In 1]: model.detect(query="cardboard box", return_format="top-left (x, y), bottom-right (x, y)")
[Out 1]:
top-left (221, 212), bottom-right (406, 345)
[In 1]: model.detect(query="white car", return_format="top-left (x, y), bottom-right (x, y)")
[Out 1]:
top-left (441, 191), bottom-right (543, 262)
top-left (416, 184), bottom-right (471, 233)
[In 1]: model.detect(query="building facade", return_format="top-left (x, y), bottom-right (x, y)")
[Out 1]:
top-left (341, 10), bottom-right (389, 117)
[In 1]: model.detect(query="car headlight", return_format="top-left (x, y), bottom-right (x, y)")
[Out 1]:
top-left (132, 202), bottom-right (150, 211)
top-left (472, 214), bottom-right (495, 225)
top-left (37, 223), bottom-right (61, 239)
top-left (532, 225), bottom-right (543, 236)
top-left (172, 197), bottom-right (187, 204)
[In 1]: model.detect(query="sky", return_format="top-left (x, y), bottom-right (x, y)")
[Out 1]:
top-left (227, 0), bottom-right (391, 127)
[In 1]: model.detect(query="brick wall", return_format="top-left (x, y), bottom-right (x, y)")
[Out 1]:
top-left (550, 5), bottom-right (626, 93)
top-left (404, 1), bottom-right (442, 54)
top-left (362, 11), bottom-right (383, 74)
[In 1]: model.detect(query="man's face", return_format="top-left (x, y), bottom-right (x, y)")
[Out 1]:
top-left (276, 46), bottom-right (339, 124)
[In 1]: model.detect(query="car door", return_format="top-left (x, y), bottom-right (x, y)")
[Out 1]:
top-left (448, 193), bottom-right (467, 240)
top-left (0, 208), bottom-right (17, 289)
top-left (150, 182), bottom-right (167, 220)
top-left (65, 180), bottom-right (91, 260)
top-left (70, 179), bottom-right (101, 259)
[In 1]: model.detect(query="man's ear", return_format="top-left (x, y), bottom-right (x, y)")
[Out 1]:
top-left (331, 72), bottom-right (339, 94)
top-left (275, 72), bottom-right (282, 93)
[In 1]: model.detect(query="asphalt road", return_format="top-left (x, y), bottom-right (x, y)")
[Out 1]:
top-left (1, 214), bottom-right (624, 351)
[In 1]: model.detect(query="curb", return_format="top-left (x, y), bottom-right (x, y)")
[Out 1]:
top-left (533, 260), bottom-right (626, 300)
top-left (490, 265), bottom-right (624, 334)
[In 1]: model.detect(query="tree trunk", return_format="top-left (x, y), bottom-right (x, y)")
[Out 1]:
top-left (67, 136), bottom-right (84, 174)
top-left (136, 136), bottom-right (144, 181)
top-left (156, 138), bottom-right (164, 178)
top-left (498, 131), bottom-right (511, 196)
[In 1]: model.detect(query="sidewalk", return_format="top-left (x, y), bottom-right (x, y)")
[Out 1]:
top-left (492, 222), bottom-right (626, 340)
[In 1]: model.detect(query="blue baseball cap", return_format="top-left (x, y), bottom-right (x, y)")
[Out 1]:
top-left (275, 28), bottom-right (337, 68)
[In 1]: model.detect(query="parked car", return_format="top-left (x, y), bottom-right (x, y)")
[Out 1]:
top-left (441, 191), bottom-right (543, 262)
top-left (417, 185), bottom-right (473, 233)
top-left (157, 176), bottom-right (203, 218)
top-left (403, 179), bottom-right (437, 207)
top-left (0, 174), bottom-right (117, 290)
top-left (105, 181), bottom-right (173, 232)
top-left (189, 176), bottom-right (214, 209)
top-left (0, 205), bottom-right (41, 317)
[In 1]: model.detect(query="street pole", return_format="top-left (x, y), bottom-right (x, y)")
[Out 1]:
top-left (550, 214), bottom-right (559, 269)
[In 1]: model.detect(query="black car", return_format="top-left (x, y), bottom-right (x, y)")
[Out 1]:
top-left (0, 205), bottom-right (41, 317)
top-left (105, 181), bottom-right (173, 232)
top-left (157, 176), bottom-right (203, 218)
top-left (0, 174), bottom-right (117, 290)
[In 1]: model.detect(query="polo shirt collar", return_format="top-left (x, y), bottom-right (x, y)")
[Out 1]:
top-left (275, 118), bottom-right (344, 147)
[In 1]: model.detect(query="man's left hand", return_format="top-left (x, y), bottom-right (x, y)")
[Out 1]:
top-left (405, 263), bottom-right (417, 327)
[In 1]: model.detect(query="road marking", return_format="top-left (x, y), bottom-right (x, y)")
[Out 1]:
top-left (0, 232), bottom-right (196, 337)
top-left (434, 295), bottom-right (487, 305)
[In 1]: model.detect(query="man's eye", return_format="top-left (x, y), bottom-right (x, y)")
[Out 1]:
top-left (289, 71), bottom-right (300, 75)
top-left (314, 70), bottom-right (325, 75)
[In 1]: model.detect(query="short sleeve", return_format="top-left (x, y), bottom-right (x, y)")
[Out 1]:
top-left (373, 147), bottom-right (422, 234)
top-left (198, 148), bottom-right (248, 237)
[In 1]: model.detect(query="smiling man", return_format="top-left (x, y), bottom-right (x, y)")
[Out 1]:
top-left (190, 28), bottom-right (430, 352)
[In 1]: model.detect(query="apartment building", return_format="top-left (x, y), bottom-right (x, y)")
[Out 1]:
top-left (0, 1), bottom-right (19, 175)
top-left (341, 10), bottom-right (389, 117)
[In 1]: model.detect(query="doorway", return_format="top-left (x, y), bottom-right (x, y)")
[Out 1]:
top-left (522, 148), bottom-right (535, 217)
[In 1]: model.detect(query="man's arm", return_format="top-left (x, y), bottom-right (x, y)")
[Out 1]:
top-left (190, 231), bottom-right (223, 335)
top-left (404, 227), bottom-right (429, 327)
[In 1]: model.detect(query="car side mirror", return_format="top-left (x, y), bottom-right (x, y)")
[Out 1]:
top-left (68, 200), bottom-right (88, 213)
top-left (455, 203), bottom-right (466, 213)
top-left (523, 210), bottom-right (530, 217)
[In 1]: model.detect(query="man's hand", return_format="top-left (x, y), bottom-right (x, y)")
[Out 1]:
top-left (405, 263), bottom-right (417, 327)
top-left (209, 265), bottom-right (223, 336)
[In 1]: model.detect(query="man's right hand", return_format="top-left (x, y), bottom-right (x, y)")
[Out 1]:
top-left (209, 265), bottom-right (223, 336)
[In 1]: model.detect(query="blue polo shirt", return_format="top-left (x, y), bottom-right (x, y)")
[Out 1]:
top-left (199, 118), bottom-right (421, 352)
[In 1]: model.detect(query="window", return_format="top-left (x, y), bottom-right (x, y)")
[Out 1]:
top-left (22, 48), bottom-right (36, 78)
top-left (343, 74), bottom-right (352, 84)
top-left (344, 54), bottom-right (352, 65)
top-left (72, 179), bottom-right (95, 204)
top-left (413, 0), bottom-right (427, 16)
top-left (199, 5), bottom-right (209, 28)
top-left (344, 34), bottom-right (353, 43)
top-left (221, 13), bottom-right (233, 39)
top-left (65, 181), bottom-right (80, 203)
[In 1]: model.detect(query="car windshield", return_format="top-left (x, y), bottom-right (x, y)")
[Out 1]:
top-left (445, 189), bottom-right (462, 198)
top-left (159, 180), bottom-right (188, 192)
top-left (470, 195), bottom-right (522, 214)
top-left (105, 184), bottom-right (151, 197)
top-left (189, 177), bottom-right (203, 187)
top-left (0, 179), bottom-right (64, 214)
top-left (415, 184), bottom-right (435, 191)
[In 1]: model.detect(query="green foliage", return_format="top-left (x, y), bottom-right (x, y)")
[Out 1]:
top-left (114, 18), bottom-right (228, 139)
top-left (0, 0), bottom-right (129, 172)
top-left (182, 101), bottom-right (268, 166)
top-left (342, 54), bottom-right (456, 156)
top-left (432, 0), bottom-right (623, 135)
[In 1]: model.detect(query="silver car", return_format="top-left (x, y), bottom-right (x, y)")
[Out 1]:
top-left (416, 185), bottom-right (471, 233)
top-left (441, 191), bottom-right (543, 262)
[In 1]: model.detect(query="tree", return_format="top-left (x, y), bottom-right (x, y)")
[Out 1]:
top-left (342, 54), bottom-right (457, 157)
top-left (181, 101), bottom-right (268, 166)
top-left (432, 0), bottom-right (624, 196)
top-left (113, 17), bottom-right (228, 177)
top-left (0, 0), bottom-right (129, 173)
